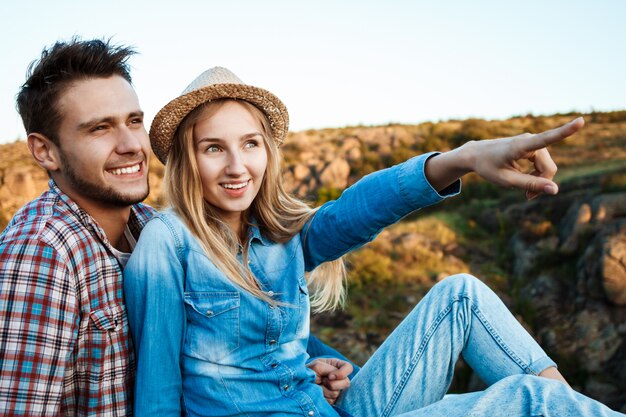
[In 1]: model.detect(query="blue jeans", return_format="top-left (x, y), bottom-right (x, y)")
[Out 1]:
top-left (336, 274), bottom-right (623, 416)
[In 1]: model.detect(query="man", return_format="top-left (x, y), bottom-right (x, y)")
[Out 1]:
top-left (0, 38), bottom-right (352, 416)
top-left (0, 38), bottom-right (153, 415)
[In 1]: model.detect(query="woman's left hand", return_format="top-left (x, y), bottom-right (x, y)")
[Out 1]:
top-left (306, 357), bottom-right (353, 405)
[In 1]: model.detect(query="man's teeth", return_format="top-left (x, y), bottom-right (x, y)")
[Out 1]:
top-left (222, 181), bottom-right (248, 190)
top-left (109, 164), bottom-right (141, 175)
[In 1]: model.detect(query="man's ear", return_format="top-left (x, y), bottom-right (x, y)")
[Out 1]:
top-left (27, 133), bottom-right (61, 172)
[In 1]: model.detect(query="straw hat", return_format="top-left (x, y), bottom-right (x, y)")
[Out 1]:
top-left (149, 67), bottom-right (289, 164)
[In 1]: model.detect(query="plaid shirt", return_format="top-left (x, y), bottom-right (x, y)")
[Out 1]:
top-left (0, 180), bottom-right (154, 416)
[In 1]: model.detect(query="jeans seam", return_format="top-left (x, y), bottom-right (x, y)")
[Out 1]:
top-left (468, 296), bottom-right (538, 376)
top-left (380, 301), bottom-right (455, 417)
top-left (381, 290), bottom-right (540, 416)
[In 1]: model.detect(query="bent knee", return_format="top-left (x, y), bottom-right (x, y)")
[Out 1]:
top-left (435, 273), bottom-right (480, 292)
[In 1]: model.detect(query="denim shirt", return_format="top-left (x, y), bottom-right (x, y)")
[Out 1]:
top-left (124, 153), bottom-right (460, 417)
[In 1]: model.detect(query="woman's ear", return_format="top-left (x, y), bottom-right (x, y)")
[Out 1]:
top-left (27, 133), bottom-right (61, 172)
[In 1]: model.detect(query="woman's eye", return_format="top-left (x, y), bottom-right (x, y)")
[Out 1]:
top-left (244, 140), bottom-right (259, 149)
top-left (206, 145), bottom-right (220, 153)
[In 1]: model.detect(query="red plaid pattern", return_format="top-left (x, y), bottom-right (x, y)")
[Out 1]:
top-left (0, 180), bottom-right (153, 416)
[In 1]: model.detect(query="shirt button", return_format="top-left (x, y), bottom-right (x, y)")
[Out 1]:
top-left (308, 411), bottom-right (315, 416)
top-left (269, 339), bottom-right (276, 345)
top-left (271, 363), bottom-right (278, 368)
top-left (206, 310), bottom-right (213, 316)
top-left (283, 385), bottom-right (289, 390)
top-left (267, 290), bottom-right (274, 296)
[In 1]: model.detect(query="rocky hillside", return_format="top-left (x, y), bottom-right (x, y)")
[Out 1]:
top-left (1, 111), bottom-right (625, 411)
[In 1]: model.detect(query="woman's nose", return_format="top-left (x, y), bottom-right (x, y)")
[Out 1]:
top-left (224, 151), bottom-right (246, 176)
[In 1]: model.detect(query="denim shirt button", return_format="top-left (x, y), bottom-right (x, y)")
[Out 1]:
top-left (271, 363), bottom-right (278, 368)
top-left (269, 339), bottom-right (277, 345)
top-left (308, 411), bottom-right (315, 416)
top-left (283, 384), bottom-right (289, 390)
top-left (267, 290), bottom-right (274, 296)
top-left (206, 310), bottom-right (213, 316)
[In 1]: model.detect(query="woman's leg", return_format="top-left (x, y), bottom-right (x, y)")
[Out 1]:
top-left (395, 375), bottom-right (624, 417)
top-left (336, 274), bottom-right (556, 417)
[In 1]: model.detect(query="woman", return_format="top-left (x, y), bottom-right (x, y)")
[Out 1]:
top-left (124, 67), bottom-right (622, 416)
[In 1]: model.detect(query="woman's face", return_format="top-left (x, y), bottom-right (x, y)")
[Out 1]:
top-left (193, 101), bottom-right (268, 232)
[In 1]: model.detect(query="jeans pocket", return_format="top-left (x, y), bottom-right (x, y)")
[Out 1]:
top-left (183, 292), bottom-right (240, 362)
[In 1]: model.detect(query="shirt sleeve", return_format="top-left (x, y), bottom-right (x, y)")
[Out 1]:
top-left (0, 238), bottom-right (78, 416)
top-left (301, 153), bottom-right (461, 270)
top-left (305, 335), bottom-right (360, 379)
top-left (123, 217), bottom-right (186, 417)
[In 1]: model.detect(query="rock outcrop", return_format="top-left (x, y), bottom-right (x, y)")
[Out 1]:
top-left (508, 187), bottom-right (626, 410)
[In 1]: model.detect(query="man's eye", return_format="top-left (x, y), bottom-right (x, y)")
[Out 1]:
top-left (91, 125), bottom-right (107, 132)
top-left (130, 118), bottom-right (143, 125)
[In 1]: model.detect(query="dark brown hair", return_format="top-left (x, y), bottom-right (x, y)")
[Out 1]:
top-left (16, 37), bottom-right (136, 144)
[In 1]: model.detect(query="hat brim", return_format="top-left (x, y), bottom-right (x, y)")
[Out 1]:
top-left (149, 83), bottom-right (289, 164)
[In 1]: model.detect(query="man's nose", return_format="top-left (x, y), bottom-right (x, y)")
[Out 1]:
top-left (116, 126), bottom-right (146, 155)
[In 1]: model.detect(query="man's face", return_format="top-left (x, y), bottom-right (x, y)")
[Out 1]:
top-left (52, 76), bottom-right (150, 211)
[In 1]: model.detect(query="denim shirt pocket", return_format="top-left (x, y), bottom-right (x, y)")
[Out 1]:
top-left (183, 292), bottom-right (240, 362)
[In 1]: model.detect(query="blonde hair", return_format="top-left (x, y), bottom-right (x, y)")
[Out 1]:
top-left (164, 99), bottom-right (346, 312)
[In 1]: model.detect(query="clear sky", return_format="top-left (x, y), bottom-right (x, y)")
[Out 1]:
top-left (1, 0), bottom-right (624, 143)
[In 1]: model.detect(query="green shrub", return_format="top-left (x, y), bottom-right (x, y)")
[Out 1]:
top-left (315, 187), bottom-right (343, 205)
top-left (601, 171), bottom-right (626, 192)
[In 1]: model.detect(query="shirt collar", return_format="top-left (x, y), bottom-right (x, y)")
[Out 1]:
top-left (48, 178), bottom-right (154, 244)
top-left (248, 222), bottom-right (272, 246)
top-left (48, 179), bottom-right (98, 229)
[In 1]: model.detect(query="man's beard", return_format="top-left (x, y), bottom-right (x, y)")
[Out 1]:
top-left (59, 151), bottom-right (150, 207)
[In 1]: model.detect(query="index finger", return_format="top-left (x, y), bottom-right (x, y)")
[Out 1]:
top-left (519, 117), bottom-right (584, 152)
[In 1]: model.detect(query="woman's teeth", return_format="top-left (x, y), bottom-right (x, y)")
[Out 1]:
top-left (222, 181), bottom-right (248, 190)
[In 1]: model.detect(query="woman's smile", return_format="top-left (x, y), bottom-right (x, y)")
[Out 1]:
top-left (220, 179), bottom-right (251, 197)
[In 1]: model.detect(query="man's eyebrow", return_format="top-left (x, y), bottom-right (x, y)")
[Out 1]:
top-left (77, 111), bottom-right (144, 131)
top-left (77, 116), bottom-right (116, 131)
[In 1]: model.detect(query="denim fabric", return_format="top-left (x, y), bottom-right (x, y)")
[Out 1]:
top-left (336, 274), bottom-right (623, 417)
top-left (306, 335), bottom-right (360, 379)
top-left (124, 153), bottom-right (457, 416)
